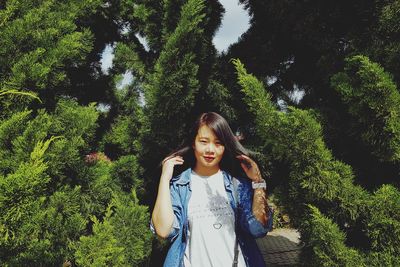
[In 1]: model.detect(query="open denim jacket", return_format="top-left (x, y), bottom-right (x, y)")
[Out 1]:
top-left (150, 168), bottom-right (273, 267)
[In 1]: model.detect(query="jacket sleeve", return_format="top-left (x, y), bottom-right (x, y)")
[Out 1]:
top-left (149, 181), bottom-right (183, 242)
top-left (237, 178), bottom-right (274, 238)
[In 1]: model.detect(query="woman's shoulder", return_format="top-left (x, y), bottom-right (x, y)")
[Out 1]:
top-left (223, 170), bottom-right (251, 186)
top-left (170, 168), bottom-right (192, 185)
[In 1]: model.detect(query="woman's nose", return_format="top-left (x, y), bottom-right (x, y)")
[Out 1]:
top-left (205, 143), bottom-right (215, 153)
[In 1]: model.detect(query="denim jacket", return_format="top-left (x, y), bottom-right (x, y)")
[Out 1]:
top-left (150, 168), bottom-right (273, 267)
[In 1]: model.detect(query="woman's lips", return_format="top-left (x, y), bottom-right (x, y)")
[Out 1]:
top-left (204, 156), bottom-right (215, 162)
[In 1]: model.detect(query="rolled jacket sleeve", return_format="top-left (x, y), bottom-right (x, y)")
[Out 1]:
top-left (149, 181), bottom-right (183, 242)
top-left (237, 178), bottom-right (274, 238)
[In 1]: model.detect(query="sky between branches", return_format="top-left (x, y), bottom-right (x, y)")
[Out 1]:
top-left (100, 0), bottom-right (251, 80)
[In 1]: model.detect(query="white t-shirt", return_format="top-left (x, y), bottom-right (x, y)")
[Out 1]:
top-left (183, 170), bottom-right (246, 267)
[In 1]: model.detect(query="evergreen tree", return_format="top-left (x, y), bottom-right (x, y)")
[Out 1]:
top-left (74, 191), bottom-right (152, 267)
top-left (331, 55), bottom-right (400, 164)
top-left (0, 0), bottom-right (118, 112)
top-left (233, 58), bottom-right (400, 266)
top-left (0, 2), bottom-right (154, 263)
top-left (0, 97), bottom-right (152, 265)
top-left (223, 0), bottom-right (400, 190)
top-left (112, 0), bottom-right (241, 206)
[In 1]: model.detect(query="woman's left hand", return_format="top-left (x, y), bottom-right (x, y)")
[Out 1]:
top-left (236, 154), bottom-right (262, 182)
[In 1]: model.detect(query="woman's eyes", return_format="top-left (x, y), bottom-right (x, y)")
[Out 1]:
top-left (199, 140), bottom-right (222, 145)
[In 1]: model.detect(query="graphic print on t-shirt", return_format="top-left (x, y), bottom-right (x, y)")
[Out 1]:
top-left (183, 170), bottom-right (245, 267)
top-left (188, 196), bottom-right (234, 231)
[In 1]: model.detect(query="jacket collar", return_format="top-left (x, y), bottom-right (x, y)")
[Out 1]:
top-left (173, 168), bottom-right (192, 185)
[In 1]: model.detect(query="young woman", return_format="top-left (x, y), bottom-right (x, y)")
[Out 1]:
top-left (151, 112), bottom-right (273, 267)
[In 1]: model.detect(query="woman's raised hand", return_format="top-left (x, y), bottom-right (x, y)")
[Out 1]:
top-left (153, 155), bottom-right (184, 238)
top-left (161, 155), bottom-right (184, 181)
top-left (236, 154), bottom-right (262, 182)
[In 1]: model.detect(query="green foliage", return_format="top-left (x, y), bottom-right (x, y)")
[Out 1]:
top-left (110, 155), bottom-right (142, 192)
top-left (1, 99), bottom-right (99, 189)
top-left (114, 42), bottom-right (147, 79)
top-left (80, 159), bottom-right (119, 218)
top-left (14, 186), bottom-right (87, 265)
top-left (74, 191), bottom-right (152, 267)
top-left (0, 88), bottom-right (41, 102)
top-left (232, 58), bottom-right (276, 132)
top-left (0, 87), bottom-right (41, 119)
top-left (364, 185), bottom-right (400, 254)
top-left (0, 137), bottom-right (53, 211)
top-left (0, 136), bottom-right (52, 264)
top-left (234, 58), bottom-right (368, 223)
top-left (365, 251), bottom-right (400, 267)
top-left (234, 59), bottom-right (399, 265)
top-left (144, 0), bottom-right (206, 142)
top-left (119, 0), bottom-right (164, 51)
top-left (53, 99), bottom-right (99, 147)
top-left (100, 84), bottom-right (145, 158)
top-left (0, 0), bottom-right (103, 109)
top-left (116, 0), bottom-right (233, 157)
top-left (0, 97), bottom-right (152, 265)
top-left (301, 205), bottom-right (365, 267)
top-left (0, 1), bottom-right (198, 265)
top-left (227, 0), bottom-right (400, 190)
top-left (331, 55), bottom-right (400, 162)
top-left (74, 208), bottom-right (126, 267)
top-left (102, 115), bottom-right (142, 154)
top-left (371, 0), bottom-right (400, 84)
top-left (0, 110), bottom-right (32, 172)
top-left (108, 191), bottom-right (153, 265)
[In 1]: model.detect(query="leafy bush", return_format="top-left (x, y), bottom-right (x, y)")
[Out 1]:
top-left (0, 99), bottom-right (152, 265)
top-left (363, 185), bottom-right (400, 254)
top-left (300, 205), bottom-right (365, 267)
top-left (110, 154), bottom-right (143, 193)
top-left (74, 191), bottom-right (152, 267)
top-left (234, 58), bottom-right (400, 265)
top-left (331, 55), bottom-right (400, 162)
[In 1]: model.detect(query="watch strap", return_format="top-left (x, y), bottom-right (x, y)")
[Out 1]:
top-left (252, 179), bottom-right (266, 189)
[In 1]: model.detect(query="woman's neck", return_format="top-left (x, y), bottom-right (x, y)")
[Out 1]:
top-left (193, 165), bottom-right (220, 177)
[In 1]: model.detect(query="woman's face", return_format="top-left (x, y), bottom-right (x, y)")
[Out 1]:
top-left (192, 125), bottom-right (225, 172)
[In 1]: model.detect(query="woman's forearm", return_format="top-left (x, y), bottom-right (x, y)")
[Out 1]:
top-left (252, 187), bottom-right (268, 225)
top-left (151, 175), bottom-right (175, 238)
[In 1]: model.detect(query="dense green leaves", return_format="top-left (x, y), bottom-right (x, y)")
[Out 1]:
top-left (1, 1), bottom-right (400, 266)
top-left (364, 185), bottom-right (400, 254)
top-left (332, 55), bottom-right (400, 162)
top-left (301, 205), bottom-right (365, 267)
top-left (74, 192), bottom-right (152, 266)
top-left (235, 58), bottom-right (400, 265)
top-left (0, 0), bottom-right (115, 112)
top-left (0, 98), bottom-right (150, 266)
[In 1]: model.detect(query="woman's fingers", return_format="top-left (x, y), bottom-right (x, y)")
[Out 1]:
top-left (240, 162), bottom-right (249, 171)
top-left (236, 154), bottom-right (254, 169)
top-left (163, 155), bottom-right (184, 165)
top-left (236, 154), bottom-right (252, 163)
top-left (173, 156), bottom-right (184, 164)
top-left (162, 155), bottom-right (175, 164)
top-left (237, 154), bottom-right (250, 160)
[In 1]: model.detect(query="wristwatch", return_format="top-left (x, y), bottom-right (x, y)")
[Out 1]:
top-left (252, 178), bottom-right (266, 189)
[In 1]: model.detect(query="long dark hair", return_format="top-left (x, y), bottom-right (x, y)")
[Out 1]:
top-left (163, 112), bottom-right (252, 177)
